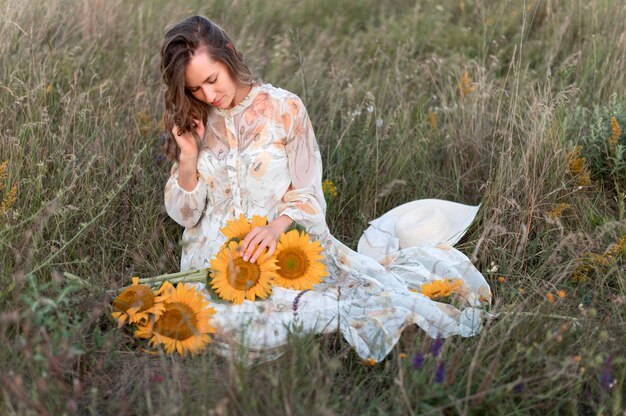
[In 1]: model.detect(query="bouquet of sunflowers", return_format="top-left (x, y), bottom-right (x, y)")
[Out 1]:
top-left (110, 215), bottom-right (327, 355)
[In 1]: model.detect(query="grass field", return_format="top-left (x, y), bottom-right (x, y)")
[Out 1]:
top-left (1, 0), bottom-right (625, 414)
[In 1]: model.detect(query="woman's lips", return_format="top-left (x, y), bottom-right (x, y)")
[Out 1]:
top-left (212, 96), bottom-right (222, 106)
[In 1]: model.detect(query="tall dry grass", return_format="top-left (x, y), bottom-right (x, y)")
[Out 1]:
top-left (1, 0), bottom-right (625, 414)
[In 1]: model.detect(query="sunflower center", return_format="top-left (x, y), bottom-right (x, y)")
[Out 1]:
top-left (277, 248), bottom-right (309, 280)
top-left (153, 302), bottom-right (197, 340)
top-left (227, 257), bottom-right (261, 290)
top-left (112, 285), bottom-right (154, 313)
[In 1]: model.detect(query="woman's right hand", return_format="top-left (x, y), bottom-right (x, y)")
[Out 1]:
top-left (172, 118), bottom-right (205, 159)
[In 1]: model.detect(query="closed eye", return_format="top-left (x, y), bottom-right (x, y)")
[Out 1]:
top-left (187, 76), bottom-right (217, 93)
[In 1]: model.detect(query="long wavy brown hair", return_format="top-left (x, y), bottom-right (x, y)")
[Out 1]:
top-left (160, 16), bottom-right (259, 162)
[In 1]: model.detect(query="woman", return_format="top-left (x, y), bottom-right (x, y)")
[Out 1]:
top-left (161, 16), bottom-right (491, 363)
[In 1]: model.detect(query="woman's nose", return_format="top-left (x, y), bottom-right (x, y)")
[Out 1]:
top-left (201, 85), bottom-right (216, 103)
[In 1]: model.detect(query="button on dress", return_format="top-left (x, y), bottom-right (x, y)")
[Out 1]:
top-left (164, 83), bottom-right (492, 363)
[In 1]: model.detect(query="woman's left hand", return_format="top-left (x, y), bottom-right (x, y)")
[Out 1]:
top-left (241, 215), bottom-right (293, 262)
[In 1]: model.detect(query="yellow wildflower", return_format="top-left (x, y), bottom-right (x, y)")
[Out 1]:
top-left (590, 252), bottom-right (610, 267)
top-left (497, 276), bottom-right (506, 283)
top-left (0, 160), bottom-right (8, 195)
top-left (0, 161), bottom-right (7, 186)
top-left (557, 290), bottom-right (566, 299)
top-left (571, 235), bottom-right (626, 285)
top-left (458, 71), bottom-right (475, 96)
top-left (609, 116), bottom-right (621, 150)
top-left (1, 185), bottom-right (17, 214)
top-left (322, 179), bottom-right (338, 199)
top-left (568, 158), bottom-right (584, 175)
top-left (575, 171), bottom-right (591, 187)
top-left (571, 261), bottom-right (590, 283)
top-left (567, 147), bottom-right (591, 187)
top-left (363, 357), bottom-right (376, 366)
top-left (548, 203), bottom-right (570, 219)
top-left (428, 108), bottom-right (437, 131)
top-left (546, 293), bottom-right (555, 303)
top-left (605, 235), bottom-right (626, 258)
top-left (420, 278), bottom-right (463, 300)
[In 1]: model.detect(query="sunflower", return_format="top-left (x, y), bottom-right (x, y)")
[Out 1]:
top-left (210, 241), bottom-right (277, 304)
top-left (111, 277), bottom-right (165, 327)
top-left (220, 214), bottom-right (267, 240)
top-left (135, 283), bottom-right (216, 356)
top-left (419, 278), bottom-right (463, 300)
top-left (273, 230), bottom-right (328, 290)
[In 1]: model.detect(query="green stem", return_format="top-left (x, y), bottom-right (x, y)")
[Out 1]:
top-left (137, 268), bottom-right (210, 285)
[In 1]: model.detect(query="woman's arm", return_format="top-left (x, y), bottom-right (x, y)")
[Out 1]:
top-left (163, 120), bottom-right (208, 228)
top-left (177, 154), bottom-right (199, 192)
top-left (276, 95), bottom-right (329, 241)
top-left (164, 162), bottom-right (208, 229)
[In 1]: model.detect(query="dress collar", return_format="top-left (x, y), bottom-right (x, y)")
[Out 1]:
top-left (213, 83), bottom-right (263, 117)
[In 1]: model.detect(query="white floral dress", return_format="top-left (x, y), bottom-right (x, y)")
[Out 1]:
top-left (164, 83), bottom-right (491, 363)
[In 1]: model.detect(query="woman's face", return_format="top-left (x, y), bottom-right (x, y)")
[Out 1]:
top-left (184, 49), bottom-right (247, 110)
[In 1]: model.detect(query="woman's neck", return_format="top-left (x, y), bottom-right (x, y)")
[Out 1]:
top-left (229, 84), bottom-right (254, 109)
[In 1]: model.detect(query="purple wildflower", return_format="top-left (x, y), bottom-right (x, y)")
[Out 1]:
top-left (412, 352), bottom-right (425, 370)
top-left (430, 335), bottom-right (443, 357)
top-left (513, 382), bottom-right (524, 394)
top-left (292, 289), bottom-right (310, 317)
top-left (434, 360), bottom-right (446, 383)
top-left (599, 355), bottom-right (614, 390)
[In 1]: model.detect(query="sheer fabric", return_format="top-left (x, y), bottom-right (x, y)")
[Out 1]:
top-left (164, 84), bottom-right (491, 363)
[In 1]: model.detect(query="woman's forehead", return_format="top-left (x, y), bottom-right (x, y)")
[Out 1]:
top-left (185, 51), bottom-right (222, 85)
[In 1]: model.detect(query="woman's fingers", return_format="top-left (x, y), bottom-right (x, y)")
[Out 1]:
top-left (192, 118), bottom-right (205, 138)
top-left (266, 240), bottom-right (277, 257)
top-left (170, 123), bottom-right (200, 157)
top-left (242, 230), bottom-right (265, 261)
top-left (241, 226), bottom-right (281, 262)
top-left (249, 236), bottom-right (274, 263)
top-left (241, 228), bottom-right (260, 253)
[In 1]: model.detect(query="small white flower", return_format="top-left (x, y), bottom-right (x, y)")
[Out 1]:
top-left (375, 118), bottom-right (383, 128)
top-left (366, 105), bottom-right (374, 113)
